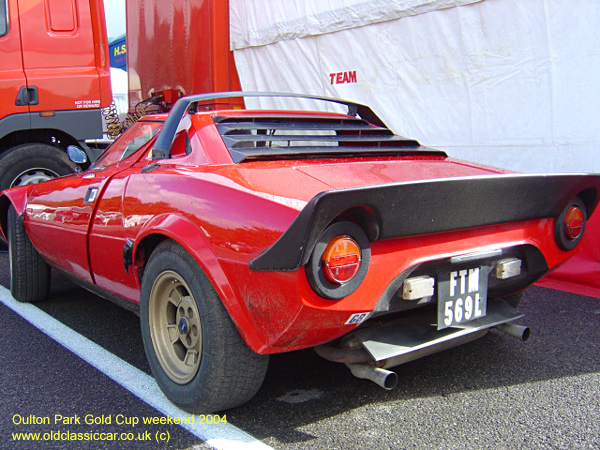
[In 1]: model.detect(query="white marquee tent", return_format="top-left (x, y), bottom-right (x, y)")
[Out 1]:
top-left (231, 0), bottom-right (600, 174)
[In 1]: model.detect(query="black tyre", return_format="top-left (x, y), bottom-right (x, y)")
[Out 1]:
top-left (140, 240), bottom-right (269, 412)
top-left (7, 205), bottom-right (51, 302)
top-left (0, 143), bottom-right (77, 190)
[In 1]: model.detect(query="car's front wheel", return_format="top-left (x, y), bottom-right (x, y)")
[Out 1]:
top-left (139, 240), bottom-right (268, 412)
top-left (7, 205), bottom-right (51, 302)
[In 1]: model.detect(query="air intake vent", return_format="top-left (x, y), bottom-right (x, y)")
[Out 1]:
top-left (214, 115), bottom-right (444, 163)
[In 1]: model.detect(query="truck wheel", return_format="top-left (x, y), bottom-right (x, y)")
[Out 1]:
top-left (140, 240), bottom-right (269, 413)
top-left (0, 143), bottom-right (77, 190)
top-left (7, 205), bottom-right (51, 302)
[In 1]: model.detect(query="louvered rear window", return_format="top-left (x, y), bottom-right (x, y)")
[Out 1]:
top-left (213, 114), bottom-right (443, 163)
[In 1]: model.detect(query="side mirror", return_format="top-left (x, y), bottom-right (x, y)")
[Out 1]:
top-left (67, 145), bottom-right (88, 164)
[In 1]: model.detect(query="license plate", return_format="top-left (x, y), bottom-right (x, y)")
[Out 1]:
top-left (437, 266), bottom-right (490, 330)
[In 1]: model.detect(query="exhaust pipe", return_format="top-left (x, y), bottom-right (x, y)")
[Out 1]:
top-left (346, 363), bottom-right (398, 390)
top-left (496, 323), bottom-right (531, 342)
top-left (315, 344), bottom-right (372, 364)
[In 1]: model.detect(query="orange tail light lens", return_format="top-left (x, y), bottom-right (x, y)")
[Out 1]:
top-left (322, 235), bottom-right (362, 284)
top-left (564, 206), bottom-right (584, 240)
top-left (554, 197), bottom-right (587, 251)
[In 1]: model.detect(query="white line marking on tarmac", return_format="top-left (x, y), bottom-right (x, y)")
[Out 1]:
top-left (0, 286), bottom-right (273, 450)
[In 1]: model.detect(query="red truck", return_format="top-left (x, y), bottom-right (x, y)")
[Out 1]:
top-left (126, 0), bottom-right (242, 113)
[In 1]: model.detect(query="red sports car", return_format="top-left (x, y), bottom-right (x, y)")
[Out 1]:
top-left (2, 93), bottom-right (599, 412)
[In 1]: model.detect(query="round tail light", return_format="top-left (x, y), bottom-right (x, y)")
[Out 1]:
top-left (306, 221), bottom-right (371, 300)
top-left (322, 236), bottom-right (362, 284)
top-left (555, 197), bottom-right (587, 251)
top-left (564, 206), bottom-right (584, 240)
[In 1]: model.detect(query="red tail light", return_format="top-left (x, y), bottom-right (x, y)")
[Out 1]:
top-left (555, 197), bottom-right (587, 251)
top-left (322, 236), bottom-right (362, 284)
top-left (564, 206), bottom-right (584, 240)
top-left (306, 221), bottom-right (371, 300)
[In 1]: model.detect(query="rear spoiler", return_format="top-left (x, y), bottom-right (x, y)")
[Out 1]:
top-left (249, 173), bottom-right (600, 272)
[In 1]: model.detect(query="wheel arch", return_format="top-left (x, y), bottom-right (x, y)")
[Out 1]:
top-left (0, 108), bottom-right (103, 156)
top-left (0, 128), bottom-right (80, 154)
top-left (0, 189), bottom-right (31, 241)
top-left (132, 214), bottom-right (265, 351)
top-left (133, 214), bottom-right (220, 284)
top-left (0, 129), bottom-right (97, 179)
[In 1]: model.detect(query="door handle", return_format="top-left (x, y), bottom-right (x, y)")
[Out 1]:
top-left (84, 187), bottom-right (99, 204)
top-left (15, 86), bottom-right (39, 106)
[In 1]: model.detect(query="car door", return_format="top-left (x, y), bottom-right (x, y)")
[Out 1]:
top-left (87, 120), bottom-right (163, 300)
top-left (89, 117), bottom-right (203, 303)
top-left (24, 120), bottom-right (162, 284)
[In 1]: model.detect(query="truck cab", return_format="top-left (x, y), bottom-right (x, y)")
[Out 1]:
top-left (0, 0), bottom-right (111, 189)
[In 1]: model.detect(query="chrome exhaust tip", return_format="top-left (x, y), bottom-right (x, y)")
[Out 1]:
top-left (496, 322), bottom-right (531, 342)
top-left (346, 363), bottom-right (398, 390)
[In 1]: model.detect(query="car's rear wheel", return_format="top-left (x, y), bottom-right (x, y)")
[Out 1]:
top-left (7, 205), bottom-right (51, 302)
top-left (140, 240), bottom-right (269, 412)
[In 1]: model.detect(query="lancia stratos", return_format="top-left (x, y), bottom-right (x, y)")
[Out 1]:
top-left (2, 93), bottom-right (599, 412)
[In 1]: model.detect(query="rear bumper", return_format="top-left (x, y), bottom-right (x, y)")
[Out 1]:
top-left (352, 297), bottom-right (523, 369)
top-left (315, 297), bottom-right (528, 390)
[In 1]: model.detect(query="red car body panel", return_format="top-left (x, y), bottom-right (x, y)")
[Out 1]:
top-left (538, 211), bottom-right (600, 298)
top-left (2, 97), bottom-right (600, 356)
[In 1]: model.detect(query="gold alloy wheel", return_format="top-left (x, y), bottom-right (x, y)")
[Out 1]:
top-left (149, 270), bottom-right (202, 384)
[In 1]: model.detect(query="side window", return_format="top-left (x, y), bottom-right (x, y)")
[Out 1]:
top-left (0, 0), bottom-right (8, 37)
top-left (91, 121), bottom-right (162, 169)
top-left (170, 115), bottom-right (193, 157)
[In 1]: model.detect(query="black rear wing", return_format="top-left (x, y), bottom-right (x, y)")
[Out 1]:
top-left (249, 173), bottom-right (600, 272)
